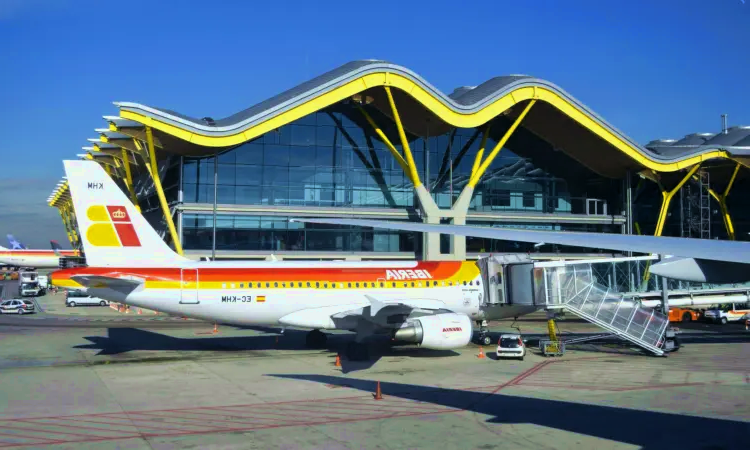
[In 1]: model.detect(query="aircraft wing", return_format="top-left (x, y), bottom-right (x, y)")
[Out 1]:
top-left (291, 218), bottom-right (750, 283)
top-left (277, 296), bottom-right (451, 329)
top-left (70, 275), bottom-right (144, 296)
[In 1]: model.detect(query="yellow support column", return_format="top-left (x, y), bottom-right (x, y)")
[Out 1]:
top-left (470, 125), bottom-right (491, 177)
top-left (121, 148), bottom-right (140, 212)
top-left (145, 126), bottom-right (184, 256)
top-left (384, 86), bottom-right (422, 187)
top-left (653, 164), bottom-right (701, 236)
top-left (357, 106), bottom-right (410, 176)
top-left (58, 208), bottom-right (75, 248)
top-left (709, 162), bottom-right (741, 240)
top-left (469, 100), bottom-right (536, 187)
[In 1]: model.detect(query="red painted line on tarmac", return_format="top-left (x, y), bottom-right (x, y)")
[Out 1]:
top-left (96, 413), bottom-right (227, 432)
top-left (61, 415), bottom-right (206, 433)
top-left (271, 402), bottom-right (397, 418)
top-left (182, 407), bottom-right (313, 423)
top-left (21, 418), bottom-right (140, 435)
top-left (324, 397), bottom-right (454, 413)
top-left (0, 422), bottom-right (113, 440)
top-left (137, 410), bottom-right (291, 426)
top-left (31, 416), bottom-right (152, 434)
top-left (217, 404), bottom-right (373, 422)
top-left (132, 411), bottom-right (281, 428)
top-left (323, 396), bottom-right (451, 411)
top-left (0, 430), bottom-right (60, 444)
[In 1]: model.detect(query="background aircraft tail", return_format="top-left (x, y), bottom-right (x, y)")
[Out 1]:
top-left (7, 234), bottom-right (26, 249)
top-left (63, 160), bottom-right (190, 267)
top-left (50, 240), bottom-right (63, 256)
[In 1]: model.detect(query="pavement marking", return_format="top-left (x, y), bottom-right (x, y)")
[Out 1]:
top-left (0, 376), bottom-right (533, 448)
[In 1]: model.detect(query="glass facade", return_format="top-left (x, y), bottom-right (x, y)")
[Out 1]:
top-left (177, 101), bottom-right (623, 253)
top-left (183, 214), bottom-right (416, 253)
top-left (181, 103), bottom-right (579, 212)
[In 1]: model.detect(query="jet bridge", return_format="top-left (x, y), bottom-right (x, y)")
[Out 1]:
top-left (478, 255), bottom-right (669, 355)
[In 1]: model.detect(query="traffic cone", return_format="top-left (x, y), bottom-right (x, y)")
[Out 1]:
top-left (137, 308), bottom-right (142, 315)
top-left (213, 323), bottom-right (218, 334)
top-left (745, 319), bottom-right (749, 331)
top-left (334, 354), bottom-right (341, 367)
top-left (373, 381), bottom-right (383, 400)
top-left (477, 346), bottom-right (486, 359)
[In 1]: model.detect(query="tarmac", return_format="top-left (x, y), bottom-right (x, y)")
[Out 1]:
top-left (0, 282), bottom-right (748, 449)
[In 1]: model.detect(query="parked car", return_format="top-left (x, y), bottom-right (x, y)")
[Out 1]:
top-left (0, 299), bottom-right (35, 314)
top-left (496, 333), bottom-right (526, 360)
top-left (65, 289), bottom-right (109, 307)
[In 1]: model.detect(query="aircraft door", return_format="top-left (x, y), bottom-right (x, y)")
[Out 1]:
top-left (180, 268), bottom-right (200, 304)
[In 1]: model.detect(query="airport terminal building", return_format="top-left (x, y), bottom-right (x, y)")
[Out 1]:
top-left (49, 61), bottom-right (750, 261)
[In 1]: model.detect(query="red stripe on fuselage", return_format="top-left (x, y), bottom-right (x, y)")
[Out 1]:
top-left (50, 262), bottom-right (467, 284)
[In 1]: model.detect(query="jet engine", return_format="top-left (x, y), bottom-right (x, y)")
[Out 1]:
top-left (393, 313), bottom-right (472, 350)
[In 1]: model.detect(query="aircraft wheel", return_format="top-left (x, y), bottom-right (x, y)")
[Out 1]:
top-left (305, 329), bottom-right (327, 349)
top-left (346, 342), bottom-right (370, 361)
top-left (480, 335), bottom-right (492, 346)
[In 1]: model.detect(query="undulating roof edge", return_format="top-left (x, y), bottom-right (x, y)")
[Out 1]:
top-left (114, 60), bottom-right (750, 172)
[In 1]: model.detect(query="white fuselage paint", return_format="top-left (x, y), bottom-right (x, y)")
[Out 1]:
top-left (0, 254), bottom-right (61, 269)
top-left (90, 273), bottom-right (540, 330)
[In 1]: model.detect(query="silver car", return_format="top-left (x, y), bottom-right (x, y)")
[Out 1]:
top-left (0, 299), bottom-right (35, 314)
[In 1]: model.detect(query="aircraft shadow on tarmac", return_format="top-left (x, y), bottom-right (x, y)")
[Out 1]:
top-left (268, 374), bottom-right (748, 450)
top-left (74, 327), bottom-right (459, 373)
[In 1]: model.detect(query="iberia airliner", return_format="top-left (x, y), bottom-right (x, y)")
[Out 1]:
top-left (0, 242), bottom-right (79, 269)
top-left (51, 160), bottom-right (538, 360)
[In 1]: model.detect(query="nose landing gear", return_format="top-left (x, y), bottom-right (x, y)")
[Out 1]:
top-left (476, 320), bottom-right (491, 346)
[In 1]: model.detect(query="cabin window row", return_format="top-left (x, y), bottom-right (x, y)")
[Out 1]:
top-left (218, 280), bottom-right (481, 289)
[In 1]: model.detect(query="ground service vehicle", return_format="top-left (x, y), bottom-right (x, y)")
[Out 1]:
top-left (703, 303), bottom-right (750, 324)
top-left (496, 333), bottom-right (526, 360)
top-left (668, 307), bottom-right (701, 323)
top-left (65, 289), bottom-right (109, 307)
top-left (18, 282), bottom-right (42, 297)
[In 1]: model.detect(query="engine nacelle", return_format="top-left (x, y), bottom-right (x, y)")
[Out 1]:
top-left (393, 313), bottom-right (472, 350)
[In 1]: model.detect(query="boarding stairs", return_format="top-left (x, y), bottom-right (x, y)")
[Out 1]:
top-left (536, 261), bottom-right (669, 355)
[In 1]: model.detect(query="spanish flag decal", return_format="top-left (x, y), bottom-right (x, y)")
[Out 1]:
top-left (256, 295), bottom-right (266, 303)
top-left (86, 205), bottom-right (141, 247)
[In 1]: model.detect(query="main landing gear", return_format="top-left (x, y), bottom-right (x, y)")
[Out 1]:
top-left (305, 329), bottom-right (327, 349)
top-left (476, 320), bottom-right (491, 346)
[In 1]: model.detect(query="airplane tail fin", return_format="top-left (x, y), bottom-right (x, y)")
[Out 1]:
top-left (63, 160), bottom-right (190, 267)
top-left (7, 234), bottom-right (26, 249)
top-left (50, 240), bottom-right (63, 256)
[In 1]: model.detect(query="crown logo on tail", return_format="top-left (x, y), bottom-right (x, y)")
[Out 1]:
top-left (112, 209), bottom-right (126, 219)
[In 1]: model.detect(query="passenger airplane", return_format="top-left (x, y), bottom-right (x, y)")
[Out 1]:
top-left (0, 240), bottom-right (79, 269)
top-left (50, 160), bottom-right (538, 360)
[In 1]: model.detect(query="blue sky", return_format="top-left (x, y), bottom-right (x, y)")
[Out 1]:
top-left (0, 0), bottom-right (748, 248)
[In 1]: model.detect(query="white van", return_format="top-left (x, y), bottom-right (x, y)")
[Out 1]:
top-left (703, 303), bottom-right (750, 324)
top-left (65, 289), bottom-right (109, 307)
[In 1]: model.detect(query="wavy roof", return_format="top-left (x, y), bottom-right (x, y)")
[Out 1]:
top-left (113, 60), bottom-right (750, 178)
